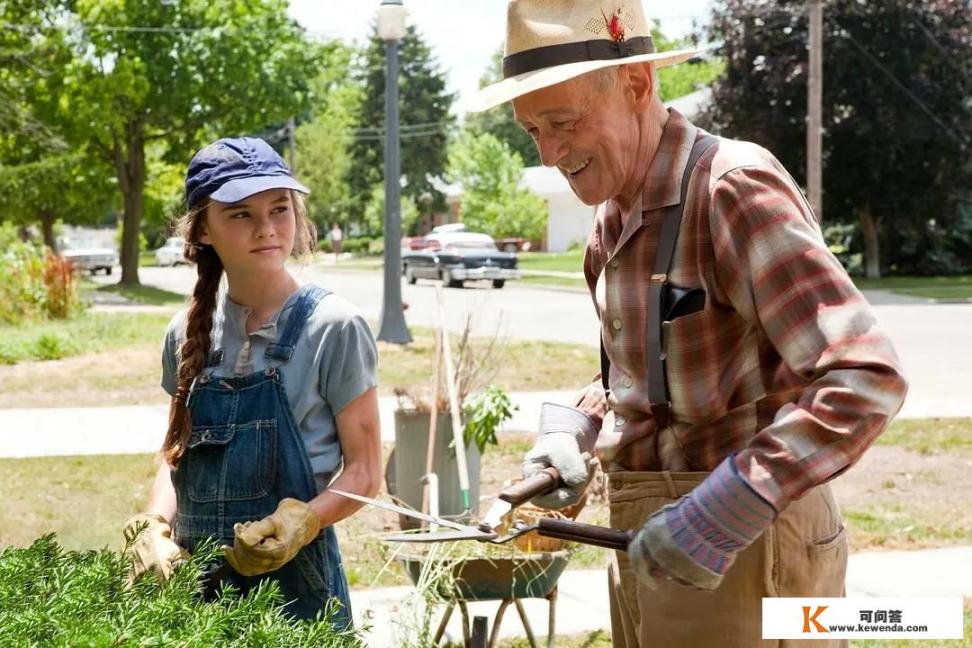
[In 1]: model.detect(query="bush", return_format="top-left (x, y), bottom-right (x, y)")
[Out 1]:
top-left (0, 223), bottom-right (82, 325)
top-left (342, 237), bottom-right (374, 255)
top-left (0, 535), bottom-right (362, 647)
top-left (34, 333), bottom-right (75, 360)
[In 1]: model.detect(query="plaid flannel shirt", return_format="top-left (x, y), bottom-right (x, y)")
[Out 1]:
top-left (582, 109), bottom-right (907, 512)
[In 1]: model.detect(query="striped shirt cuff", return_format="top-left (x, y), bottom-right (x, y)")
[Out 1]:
top-left (664, 454), bottom-right (777, 575)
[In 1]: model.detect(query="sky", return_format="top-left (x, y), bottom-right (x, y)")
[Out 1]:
top-left (287, 1), bottom-right (715, 116)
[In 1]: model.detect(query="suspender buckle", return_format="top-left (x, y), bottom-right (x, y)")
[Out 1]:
top-left (650, 273), bottom-right (667, 284)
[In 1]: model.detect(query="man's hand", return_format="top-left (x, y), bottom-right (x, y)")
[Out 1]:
top-left (626, 455), bottom-right (777, 591)
top-left (123, 513), bottom-right (188, 584)
top-left (222, 498), bottom-right (321, 577)
top-left (523, 403), bottom-right (599, 509)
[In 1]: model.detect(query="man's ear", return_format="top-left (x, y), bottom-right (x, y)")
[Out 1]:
top-left (626, 63), bottom-right (654, 112)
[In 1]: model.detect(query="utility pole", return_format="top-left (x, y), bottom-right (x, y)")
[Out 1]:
top-left (807, 0), bottom-right (823, 222)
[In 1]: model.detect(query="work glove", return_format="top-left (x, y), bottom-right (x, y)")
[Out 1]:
top-left (123, 513), bottom-right (189, 584)
top-left (628, 455), bottom-right (777, 591)
top-left (523, 402), bottom-right (599, 510)
top-left (222, 498), bottom-right (321, 577)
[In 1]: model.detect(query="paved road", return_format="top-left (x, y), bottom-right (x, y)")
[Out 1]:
top-left (105, 266), bottom-right (972, 419)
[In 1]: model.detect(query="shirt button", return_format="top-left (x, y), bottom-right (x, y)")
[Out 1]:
top-left (615, 416), bottom-right (626, 427)
top-left (623, 376), bottom-right (633, 388)
top-left (612, 318), bottom-right (623, 331)
top-left (610, 258), bottom-right (620, 269)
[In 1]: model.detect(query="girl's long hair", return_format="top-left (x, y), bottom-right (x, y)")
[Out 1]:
top-left (161, 191), bottom-right (316, 466)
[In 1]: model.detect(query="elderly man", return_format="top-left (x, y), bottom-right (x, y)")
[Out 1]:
top-left (471, 1), bottom-right (907, 646)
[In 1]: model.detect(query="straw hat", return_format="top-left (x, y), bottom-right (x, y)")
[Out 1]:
top-left (470, 0), bottom-right (700, 112)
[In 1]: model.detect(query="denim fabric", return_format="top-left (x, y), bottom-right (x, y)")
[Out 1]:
top-left (171, 285), bottom-right (352, 626)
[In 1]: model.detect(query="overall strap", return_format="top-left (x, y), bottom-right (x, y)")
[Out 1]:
top-left (598, 134), bottom-right (720, 426)
top-left (265, 285), bottom-right (331, 362)
top-left (645, 133), bottom-right (719, 428)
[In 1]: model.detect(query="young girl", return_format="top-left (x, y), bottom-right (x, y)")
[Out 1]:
top-left (123, 137), bottom-right (381, 627)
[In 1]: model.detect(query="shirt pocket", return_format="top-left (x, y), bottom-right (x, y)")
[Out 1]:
top-left (185, 420), bottom-right (277, 503)
top-left (662, 304), bottom-right (749, 424)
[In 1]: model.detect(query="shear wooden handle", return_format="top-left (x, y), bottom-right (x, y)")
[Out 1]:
top-left (537, 517), bottom-right (635, 552)
top-left (498, 467), bottom-right (561, 506)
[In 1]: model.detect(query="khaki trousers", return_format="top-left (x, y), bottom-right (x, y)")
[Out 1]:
top-left (607, 470), bottom-right (848, 648)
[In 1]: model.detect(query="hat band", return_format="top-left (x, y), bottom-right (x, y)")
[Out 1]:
top-left (502, 35), bottom-right (654, 78)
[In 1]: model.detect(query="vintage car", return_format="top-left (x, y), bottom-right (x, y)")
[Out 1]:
top-left (59, 238), bottom-right (119, 275)
top-left (154, 236), bottom-right (187, 267)
top-left (401, 231), bottom-right (521, 289)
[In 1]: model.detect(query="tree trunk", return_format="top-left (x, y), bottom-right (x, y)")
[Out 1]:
top-left (38, 210), bottom-right (56, 250)
top-left (113, 121), bottom-right (146, 286)
top-left (859, 203), bottom-right (881, 279)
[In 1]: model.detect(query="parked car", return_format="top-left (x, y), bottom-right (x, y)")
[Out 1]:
top-left (155, 237), bottom-right (187, 267)
top-left (401, 231), bottom-right (521, 289)
top-left (59, 238), bottom-right (119, 275)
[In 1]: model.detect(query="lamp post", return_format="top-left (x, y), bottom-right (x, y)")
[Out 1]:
top-left (376, 0), bottom-right (412, 344)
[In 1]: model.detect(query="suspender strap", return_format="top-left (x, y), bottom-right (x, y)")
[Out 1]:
top-left (645, 134), bottom-right (719, 428)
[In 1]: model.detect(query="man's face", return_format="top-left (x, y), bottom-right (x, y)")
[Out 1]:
top-left (198, 188), bottom-right (296, 276)
top-left (513, 69), bottom-right (641, 206)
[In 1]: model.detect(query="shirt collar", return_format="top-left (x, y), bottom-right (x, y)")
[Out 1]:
top-left (641, 108), bottom-right (698, 213)
top-left (221, 286), bottom-right (301, 340)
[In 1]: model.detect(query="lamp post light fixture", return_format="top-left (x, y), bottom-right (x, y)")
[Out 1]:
top-left (376, 0), bottom-right (412, 344)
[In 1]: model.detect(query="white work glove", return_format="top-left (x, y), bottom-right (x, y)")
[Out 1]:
top-left (523, 402), bottom-right (599, 509)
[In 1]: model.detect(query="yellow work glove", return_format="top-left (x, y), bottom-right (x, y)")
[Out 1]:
top-left (123, 513), bottom-right (189, 584)
top-left (222, 498), bottom-right (321, 577)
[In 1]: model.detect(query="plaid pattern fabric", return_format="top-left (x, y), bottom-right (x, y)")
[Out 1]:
top-left (581, 109), bottom-right (907, 510)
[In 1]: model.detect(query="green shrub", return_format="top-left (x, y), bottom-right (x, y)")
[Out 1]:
top-left (34, 333), bottom-right (75, 360)
top-left (342, 237), bottom-right (374, 255)
top-left (0, 223), bottom-right (82, 324)
top-left (0, 535), bottom-right (362, 647)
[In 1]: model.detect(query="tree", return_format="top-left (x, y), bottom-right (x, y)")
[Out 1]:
top-left (362, 182), bottom-right (420, 237)
top-left (3, 0), bottom-right (322, 285)
top-left (296, 43), bottom-right (362, 234)
top-left (447, 132), bottom-right (547, 244)
top-left (348, 24), bottom-right (456, 227)
top-left (700, 0), bottom-right (972, 277)
top-left (463, 47), bottom-right (540, 167)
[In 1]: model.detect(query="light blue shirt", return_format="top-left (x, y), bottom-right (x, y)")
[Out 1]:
top-left (161, 284), bottom-right (378, 491)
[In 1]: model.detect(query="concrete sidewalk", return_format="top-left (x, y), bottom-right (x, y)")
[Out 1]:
top-left (0, 384), bottom-right (964, 458)
top-left (349, 546), bottom-right (972, 646)
top-left (0, 390), bottom-right (575, 458)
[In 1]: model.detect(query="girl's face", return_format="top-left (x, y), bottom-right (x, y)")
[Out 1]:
top-left (198, 188), bottom-right (296, 276)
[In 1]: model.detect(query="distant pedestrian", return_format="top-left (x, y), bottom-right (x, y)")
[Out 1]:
top-left (122, 136), bottom-right (380, 628)
top-left (329, 223), bottom-right (343, 261)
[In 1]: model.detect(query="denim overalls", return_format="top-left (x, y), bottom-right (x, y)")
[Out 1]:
top-left (171, 285), bottom-right (352, 626)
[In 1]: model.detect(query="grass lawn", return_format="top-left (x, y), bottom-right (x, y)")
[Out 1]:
top-left (876, 418), bottom-right (972, 454)
top-left (4, 420), bottom-right (970, 584)
top-left (853, 275), bottom-right (972, 300)
top-left (0, 313), bottom-right (598, 407)
top-left (82, 280), bottom-right (187, 307)
top-left (516, 250), bottom-right (584, 273)
top-left (0, 312), bottom-right (174, 366)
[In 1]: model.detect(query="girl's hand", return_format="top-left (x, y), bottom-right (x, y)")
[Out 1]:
top-left (221, 498), bottom-right (321, 576)
top-left (123, 513), bottom-right (189, 585)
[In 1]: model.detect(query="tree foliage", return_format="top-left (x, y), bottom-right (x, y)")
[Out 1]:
top-left (348, 24), bottom-right (456, 226)
top-left (447, 132), bottom-right (547, 243)
top-left (699, 0), bottom-right (972, 275)
top-left (297, 43), bottom-right (362, 234)
top-left (362, 182), bottom-right (420, 238)
top-left (1, 0), bottom-right (322, 285)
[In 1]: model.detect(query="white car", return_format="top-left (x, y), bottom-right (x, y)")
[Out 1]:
top-left (155, 237), bottom-right (187, 267)
top-left (59, 239), bottom-right (119, 275)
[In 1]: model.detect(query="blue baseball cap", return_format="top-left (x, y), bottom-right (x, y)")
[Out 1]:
top-left (185, 136), bottom-right (309, 209)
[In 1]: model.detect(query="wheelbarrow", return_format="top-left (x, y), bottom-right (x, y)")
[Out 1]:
top-left (399, 550), bottom-right (570, 648)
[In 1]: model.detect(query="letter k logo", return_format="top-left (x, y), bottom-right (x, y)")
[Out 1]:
top-left (802, 606), bottom-right (829, 633)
